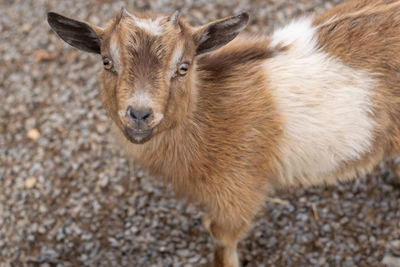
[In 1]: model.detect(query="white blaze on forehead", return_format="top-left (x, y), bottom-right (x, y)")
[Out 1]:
top-left (169, 44), bottom-right (183, 78)
top-left (127, 14), bottom-right (165, 36)
top-left (110, 38), bottom-right (120, 72)
top-left (265, 17), bottom-right (376, 187)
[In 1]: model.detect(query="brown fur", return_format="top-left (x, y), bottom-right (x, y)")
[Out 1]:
top-left (48, 1), bottom-right (400, 266)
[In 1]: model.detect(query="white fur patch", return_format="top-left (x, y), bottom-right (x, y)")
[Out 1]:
top-left (270, 17), bottom-right (315, 48)
top-left (118, 109), bottom-right (125, 119)
top-left (110, 38), bottom-right (120, 72)
top-left (127, 91), bottom-right (154, 109)
top-left (169, 44), bottom-right (183, 78)
top-left (228, 249), bottom-right (239, 267)
top-left (128, 15), bottom-right (165, 35)
top-left (265, 18), bottom-right (376, 186)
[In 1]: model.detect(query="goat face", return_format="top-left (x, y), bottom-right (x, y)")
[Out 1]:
top-left (48, 9), bottom-right (249, 144)
top-left (98, 11), bottom-right (198, 144)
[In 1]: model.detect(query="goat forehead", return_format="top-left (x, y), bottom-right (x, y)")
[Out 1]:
top-left (120, 33), bottom-right (182, 70)
top-left (125, 13), bottom-right (166, 36)
top-left (107, 21), bottom-right (185, 78)
top-left (116, 26), bottom-right (169, 58)
top-left (108, 15), bottom-right (183, 57)
top-left (126, 41), bottom-right (164, 78)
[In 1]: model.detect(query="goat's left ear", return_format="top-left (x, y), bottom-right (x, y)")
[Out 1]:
top-left (47, 12), bottom-right (104, 54)
top-left (193, 12), bottom-right (249, 56)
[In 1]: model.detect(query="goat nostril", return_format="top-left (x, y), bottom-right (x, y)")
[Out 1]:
top-left (142, 113), bottom-right (151, 120)
top-left (127, 106), bottom-right (137, 119)
top-left (127, 106), bottom-right (136, 120)
top-left (126, 106), bottom-right (153, 122)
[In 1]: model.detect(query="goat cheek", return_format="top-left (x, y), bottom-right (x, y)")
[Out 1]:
top-left (100, 82), bottom-right (119, 124)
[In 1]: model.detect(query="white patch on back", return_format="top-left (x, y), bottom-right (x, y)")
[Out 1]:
top-left (265, 17), bottom-right (376, 186)
top-left (270, 17), bottom-right (315, 48)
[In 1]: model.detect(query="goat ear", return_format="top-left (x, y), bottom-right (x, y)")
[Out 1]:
top-left (47, 12), bottom-right (103, 54)
top-left (193, 12), bottom-right (249, 56)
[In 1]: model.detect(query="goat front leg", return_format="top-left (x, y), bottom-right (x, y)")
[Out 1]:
top-left (203, 213), bottom-right (251, 267)
top-left (201, 174), bottom-right (269, 266)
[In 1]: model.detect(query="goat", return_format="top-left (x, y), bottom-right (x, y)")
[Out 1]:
top-left (48, 0), bottom-right (400, 266)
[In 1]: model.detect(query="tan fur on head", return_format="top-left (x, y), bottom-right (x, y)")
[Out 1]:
top-left (48, 1), bottom-right (400, 265)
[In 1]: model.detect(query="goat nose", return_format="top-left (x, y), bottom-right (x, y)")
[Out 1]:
top-left (126, 106), bottom-right (153, 122)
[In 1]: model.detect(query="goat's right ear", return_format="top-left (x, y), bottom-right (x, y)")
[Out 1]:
top-left (47, 12), bottom-right (103, 54)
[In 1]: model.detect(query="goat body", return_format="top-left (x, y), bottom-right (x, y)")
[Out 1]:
top-left (48, 0), bottom-right (400, 266)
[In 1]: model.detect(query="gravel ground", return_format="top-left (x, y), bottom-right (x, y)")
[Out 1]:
top-left (1, 0), bottom-right (400, 266)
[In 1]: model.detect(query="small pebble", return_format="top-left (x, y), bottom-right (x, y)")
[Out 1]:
top-left (27, 128), bottom-right (40, 140)
top-left (24, 177), bottom-right (37, 189)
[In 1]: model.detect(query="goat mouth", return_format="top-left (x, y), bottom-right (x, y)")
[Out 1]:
top-left (124, 127), bottom-right (153, 144)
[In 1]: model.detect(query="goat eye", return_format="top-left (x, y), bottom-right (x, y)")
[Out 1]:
top-left (177, 63), bottom-right (189, 76)
top-left (103, 57), bottom-right (113, 70)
